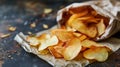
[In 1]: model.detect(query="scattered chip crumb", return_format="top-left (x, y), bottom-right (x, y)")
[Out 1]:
top-left (28, 31), bottom-right (32, 35)
top-left (8, 55), bottom-right (11, 58)
top-left (44, 8), bottom-right (52, 14)
top-left (30, 22), bottom-right (36, 28)
top-left (43, 24), bottom-right (48, 29)
top-left (0, 33), bottom-right (11, 38)
top-left (8, 26), bottom-right (16, 32)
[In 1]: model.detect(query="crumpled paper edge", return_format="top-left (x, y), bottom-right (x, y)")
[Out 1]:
top-left (14, 25), bottom-right (120, 67)
top-left (14, 26), bottom-right (90, 67)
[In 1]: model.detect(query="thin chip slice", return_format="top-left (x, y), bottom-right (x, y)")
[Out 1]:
top-left (48, 46), bottom-right (63, 58)
top-left (73, 32), bottom-right (82, 37)
top-left (38, 49), bottom-right (50, 55)
top-left (77, 16), bottom-right (99, 23)
top-left (70, 19), bottom-right (97, 38)
top-left (38, 35), bottom-right (58, 51)
top-left (51, 29), bottom-right (75, 42)
top-left (8, 26), bottom-right (16, 32)
top-left (63, 38), bottom-right (82, 60)
top-left (26, 36), bottom-right (40, 46)
top-left (0, 33), bottom-right (11, 38)
top-left (78, 35), bottom-right (87, 41)
top-left (96, 19), bottom-right (106, 36)
top-left (48, 42), bottom-right (64, 58)
top-left (81, 39), bottom-right (103, 48)
top-left (67, 11), bottom-right (88, 26)
top-left (83, 47), bottom-right (109, 62)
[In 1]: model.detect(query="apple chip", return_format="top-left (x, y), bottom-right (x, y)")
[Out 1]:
top-left (51, 29), bottom-right (75, 42)
top-left (83, 47), bottom-right (109, 62)
top-left (63, 38), bottom-right (82, 60)
top-left (96, 19), bottom-right (106, 36)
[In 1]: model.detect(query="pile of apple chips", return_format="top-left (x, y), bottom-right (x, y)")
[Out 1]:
top-left (26, 6), bottom-right (111, 62)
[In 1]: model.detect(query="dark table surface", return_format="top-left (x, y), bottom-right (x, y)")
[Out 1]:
top-left (0, 0), bottom-right (120, 67)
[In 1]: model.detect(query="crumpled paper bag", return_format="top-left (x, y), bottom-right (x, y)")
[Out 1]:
top-left (56, 0), bottom-right (120, 41)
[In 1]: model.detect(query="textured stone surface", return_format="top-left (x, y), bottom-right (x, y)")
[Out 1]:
top-left (0, 0), bottom-right (119, 67)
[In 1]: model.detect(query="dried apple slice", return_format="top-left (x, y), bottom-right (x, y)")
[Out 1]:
top-left (83, 47), bottom-right (109, 62)
top-left (51, 29), bottom-right (75, 42)
top-left (63, 38), bottom-right (82, 60)
top-left (96, 19), bottom-right (106, 36)
top-left (70, 19), bottom-right (97, 38)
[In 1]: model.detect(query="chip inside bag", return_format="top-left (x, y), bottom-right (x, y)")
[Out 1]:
top-left (57, 0), bottom-right (120, 41)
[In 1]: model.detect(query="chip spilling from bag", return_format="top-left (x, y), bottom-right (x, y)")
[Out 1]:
top-left (57, 5), bottom-right (110, 39)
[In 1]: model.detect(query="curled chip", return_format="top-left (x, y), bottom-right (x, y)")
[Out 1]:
top-left (26, 36), bottom-right (40, 46)
top-left (69, 18), bottom-right (97, 38)
top-left (83, 47), bottom-right (109, 62)
top-left (96, 19), bottom-right (106, 36)
top-left (51, 29), bottom-right (75, 42)
top-left (48, 42), bottom-right (65, 58)
top-left (38, 49), bottom-right (50, 55)
top-left (48, 46), bottom-right (63, 58)
top-left (26, 33), bottom-right (59, 51)
top-left (38, 35), bottom-right (58, 51)
top-left (81, 39), bottom-right (103, 48)
top-left (63, 38), bottom-right (82, 60)
top-left (8, 26), bottom-right (16, 32)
